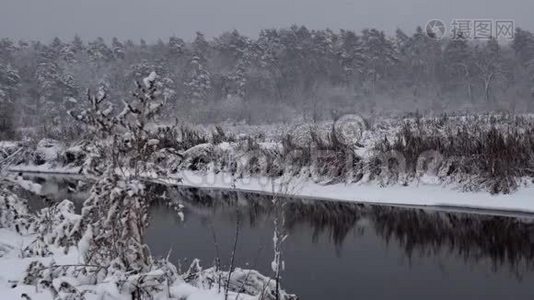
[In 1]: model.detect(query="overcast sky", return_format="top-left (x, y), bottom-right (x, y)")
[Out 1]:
top-left (1, 0), bottom-right (533, 42)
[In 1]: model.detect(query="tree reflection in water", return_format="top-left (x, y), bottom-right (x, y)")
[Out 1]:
top-left (167, 187), bottom-right (534, 277)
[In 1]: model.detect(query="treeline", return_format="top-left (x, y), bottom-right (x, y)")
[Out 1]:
top-left (1, 25), bottom-right (534, 137)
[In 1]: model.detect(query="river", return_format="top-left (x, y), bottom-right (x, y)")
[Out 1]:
top-left (17, 174), bottom-right (534, 299)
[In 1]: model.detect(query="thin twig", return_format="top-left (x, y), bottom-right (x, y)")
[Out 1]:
top-left (225, 211), bottom-right (240, 300)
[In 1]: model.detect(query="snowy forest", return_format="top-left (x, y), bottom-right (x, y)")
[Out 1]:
top-left (3, 23), bottom-right (534, 300)
top-left (2, 26), bottom-right (534, 138)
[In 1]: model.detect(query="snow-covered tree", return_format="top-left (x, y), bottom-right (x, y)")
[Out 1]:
top-left (360, 28), bottom-right (398, 94)
top-left (443, 35), bottom-right (474, 100)
top-left (336, 29), bottom-right (365, 86)
top-left (185, 55), bottom-right (212, 103)
top-left (111, 37), bottom-right (125, 60)
top-left (66, 72), bottom-right (181, 298)
top-left (0, 63), bottom-right (20, 138)
top-left (168, 36), bottom-right (186, 56)
top-left (474, 38), bottom-right (506, 102)
top-left (35, 45), bottom-right (79, 130)
top-left (87, 37), bottom-right (113, 63)
top-left (0, 183), bottom-right (31, 233)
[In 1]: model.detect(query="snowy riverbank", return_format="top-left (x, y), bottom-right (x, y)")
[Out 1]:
top-left (171, 171), bottom-right (534, 214)
top-left (0, 188), bottom-right (295, 300)
top-left (0, 226), bottom-right (282, 300)
top-left (8, 167), bottom-right (534, 215)
top-left (4, 112), bottom-right (534, 215)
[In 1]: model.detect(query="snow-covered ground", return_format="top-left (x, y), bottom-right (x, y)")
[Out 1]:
top-left (6, 165), bottom-right (534, 215)
top-left (9, 167), bottom-right (534, 214)
top-left (174, 171), bottom-right (534, 214)
top-left (0, 227), bottom-right (272, 300)
top-left (8, 164), bottom-right (81, 175)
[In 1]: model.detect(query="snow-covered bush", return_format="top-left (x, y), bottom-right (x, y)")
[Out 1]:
top-left (0, 141), bottom-right (19, 160)
top-left (75, 175), bottom-right (150, 274)
top-left (30, 199), bottom-right (81, 250)
top-left (54, 73), bottom-right (191, 298)
top-left (0, 182), bottom-right (32, 233)
top-left (186, 263), bottom-right (297, 300)
top-left (61, 144), bottom-right (86, 167)
top-left (178, 124), bottom-right (210, 150)
top-left (372, 116), bottom-right (534, 193)
top-left (180, 143), bottom-right (216, 171)
top-left (31, 139), bottom-right (63, 165)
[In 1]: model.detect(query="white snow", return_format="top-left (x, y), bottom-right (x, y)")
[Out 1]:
top-left (8, 164), bottom-right (534, 214)
top-left (143, 71), bottom-right (157, 88)
top-left (8, 175), bottom-right (43, 194)
top-left (0, 227), bottom-right (268, 300)
top-left (173, 171), bottom-right (534, 214)
top-left (36, 139), bottom-right (63, 162)
top-left (0, 141), bottom-right (19, 149)
top-left (8, 164), bottom-right (81, 174)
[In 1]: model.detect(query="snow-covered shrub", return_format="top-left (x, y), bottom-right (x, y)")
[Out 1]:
top-left (30, 200), bottom-right (81, 250)
top-left (38, 122), bottom-right (86, 142)
top-left (21, 236), bottom-right (52, 258)
top-left (373, 118), bottom-right (534, 193)
top-left (78, 142), bottom-right (108, 177)
top-left (61, 144), bottom-right (86, 167)
top-left (23, 260), bottom-right (95, 299)
top-left (55, 73), bottom-right (187, 298)
top-left (210, 125), bottom-right (235, 145)
top-left (151, 148), bottom-right (183, 174)
top-left (0, 141), bottom-right (19, 160)
top-left (180, 143), bottom-right (216, 171)
top-left (0, 183), bottom-right (32, 233)
top-left (232, 138), bottom-right (283, 178)
top-left (68, 88), bottom-right (116, 139)
top-left (75, 175), bottom-right (150, 274)
top-left (178, 124), bottom-right (210, 150)
top-left (185, 263), bottom-right (297, 300)
top-left (279, 121), bottom-right (363, 183)
top-left (31, 139), bottom-right (63, 165)
top-left (23, 261), bottom-right (47, 286)
top-left (152, 125), bottom-right (181, 149)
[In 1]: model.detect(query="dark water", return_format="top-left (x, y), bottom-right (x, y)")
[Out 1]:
top-left (15, 174), bottom-right (534, 299)
top-left (146, 188), bottom-right (534, 300)
top-left (13, 174), bottom-right (88, 211)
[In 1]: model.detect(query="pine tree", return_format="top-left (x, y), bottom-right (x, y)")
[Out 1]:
top-left (71, 34), bottom-right (84, 54)
top-left (168, 36), bottom-right (186, 56)
top-left (443, 35), bottom-right (474, 100)
top-left (337, 29), bottom-right (365, 86)
top-left (0, 63), bottom-right (20, 138)
top-left (185, 56), bottom-right (212, 103)
top-left (111, 37), bottom-right (125, 60)
top-left (360, 28), bottom-right (398, 94)
top-left (87, 37), bottom-right (113, 63)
